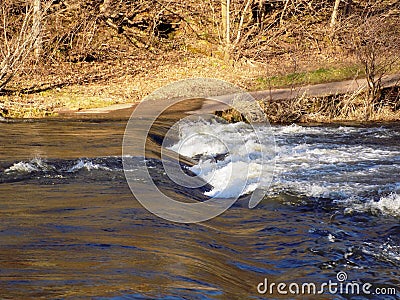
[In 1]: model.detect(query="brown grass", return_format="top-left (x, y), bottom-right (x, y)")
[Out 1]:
top-left (219, 85), bottom-right (400, 124)
top-left (2, 0), bottom-right (399, 119)
top-left (1, 50), bottom-right (360, 118)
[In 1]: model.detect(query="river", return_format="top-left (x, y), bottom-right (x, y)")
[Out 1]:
top-left (0, 100), bottom-right (399, 299)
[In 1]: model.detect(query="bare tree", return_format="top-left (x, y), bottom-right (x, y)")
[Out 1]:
top-left (330, 0), bottom-right (341, 28)
top-left (234, 0), bottom-right (252, 44)
top-left (0, 1), bottom-right (49, 92)
top-left (341, 12), bottom-right (400, 118)
top-left (33, 0), bottom-right (42, 59)
top-left (221, 0), bottom-right (231, 47)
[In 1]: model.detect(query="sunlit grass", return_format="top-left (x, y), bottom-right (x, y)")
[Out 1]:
top-left (254, 66), bottom-right (364, 90)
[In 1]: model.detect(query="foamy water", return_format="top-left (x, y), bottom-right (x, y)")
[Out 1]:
top-left (168, 121), bottom-right (400, 217)
top-left (5, 158), bottom-right (54, 173)
top-left (1, 117), bottom-right (399, 299)
top-left (168, 120), bottom-right (274, 198)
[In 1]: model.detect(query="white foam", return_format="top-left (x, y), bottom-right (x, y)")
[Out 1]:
top-left (167, 121), bottom-right (400, 206)
top-left (191, 160), bottom-right (263, 198)
top-left (362, 240), bottom-right (400, 263)
top-left (380, 241), bottom-right (400, 262)
top-left (67, 159), bottom-right (111, 172)
top-left (278, 124), bottom-right (307, 134)
top-left (168, 120), bottom-right (273, 198)
top-left (328, 234), bottom-right (336, 242)
top-left (364, 193), bottom-right (400, 217)
top-left (272, 124), bottom-right (396, 137)
top-left (5, 158), bottom-right (52, 173)
top-left (272, 124), bottom-right (355, 135)
top-left (343, 193), bottom-right (400, 218)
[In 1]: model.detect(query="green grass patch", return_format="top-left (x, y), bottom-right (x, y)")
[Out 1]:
top-left (254, 66), bottom-right (364, 90)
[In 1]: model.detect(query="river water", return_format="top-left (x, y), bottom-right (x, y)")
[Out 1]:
top-left (0, 101), bottom-right (399, 299)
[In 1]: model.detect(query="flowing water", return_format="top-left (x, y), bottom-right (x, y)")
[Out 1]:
top-left (0, 101), bottom-right (399, 299)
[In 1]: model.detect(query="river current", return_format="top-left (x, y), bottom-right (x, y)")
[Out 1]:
top-left (0, 101), bottom-right (399, 299)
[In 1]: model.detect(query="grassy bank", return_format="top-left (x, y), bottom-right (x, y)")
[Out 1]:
top-left (0, 57), bottom-right (366, 118)
top-left (1, 0), bottom-right (399, 120)
top-left (265, 87), bottom-right (400, 123)
top-left (254, 65), bottom-right (364, 90)
top-left (2, 58), bottom-right (395, 119)
top-left (219, 85), bottom-right (400, 124)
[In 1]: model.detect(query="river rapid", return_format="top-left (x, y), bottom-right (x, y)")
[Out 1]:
top-left (0, 101), bottom-right (399, 299)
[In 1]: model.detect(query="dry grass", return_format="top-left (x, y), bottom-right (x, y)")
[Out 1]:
top-left (218, 85), bottom-right (400, 124)
top-left (2, 0), bottom-right (399, 119)
top-left (1, 51), bottom-right (360, 118)
top-left (260, 85), bottom-right (400, 124)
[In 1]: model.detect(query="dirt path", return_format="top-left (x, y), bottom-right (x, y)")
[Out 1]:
top-left (71, 74), bottom-right (400, 117)
top-left (250, 73), bottom-right (400, 101)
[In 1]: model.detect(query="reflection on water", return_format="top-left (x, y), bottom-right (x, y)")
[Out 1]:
top-left (0, 109), bottom-right (399, 299)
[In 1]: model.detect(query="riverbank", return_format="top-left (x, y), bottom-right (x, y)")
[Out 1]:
top-left (1, 0), bottom-right (399, 123)
top-left (4, 70), bottom-right (398, 125)
top-left (222, 74), bottom-right (400, 123)
top-left (0, 56), bottom-right (363, 118)
top-left (1, 55), bottom-right (399, 123)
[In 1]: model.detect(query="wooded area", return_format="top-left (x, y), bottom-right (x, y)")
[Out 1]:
top-left (0, 0), bottom-right (399, 118)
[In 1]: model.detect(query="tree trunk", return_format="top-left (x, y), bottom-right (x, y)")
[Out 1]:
top-left (33, 0), bottom-right (42, 59)
top-left (221, 0), bottom-right (230, 46)
top-left (258, 0), bottom-right (265, 30)
top-left (235, 0), bottom-right (252, 44)
top-left (221, 0), bottom-right (231, 60)
top-left (330, 0), bottom-right (341, 28)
